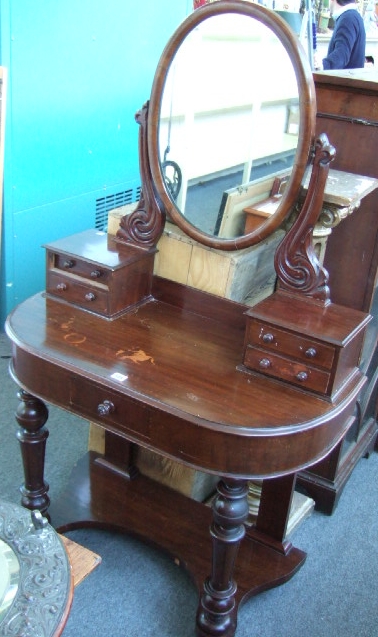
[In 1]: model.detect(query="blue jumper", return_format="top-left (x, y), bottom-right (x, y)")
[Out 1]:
top-left (323, 8), bottom-right (366, 69)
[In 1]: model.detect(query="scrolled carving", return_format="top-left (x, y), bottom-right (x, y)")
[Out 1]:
top-left (318, 202), bottom-right (359, 229)
top-left (274, 133), bottom-right (336, 304)
top-left (116, 102), bottom-right (165, 248)
top-left (0, 500), bottom-right (72, 636)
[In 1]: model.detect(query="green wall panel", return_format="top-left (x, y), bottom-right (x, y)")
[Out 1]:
top-left (10, 188), bottom-right (133, 308)
top-left (1, 0), bottom-right (190, 326)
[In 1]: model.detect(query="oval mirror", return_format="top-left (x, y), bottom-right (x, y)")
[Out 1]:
top-left (147, 0), bottom-right (316, 251)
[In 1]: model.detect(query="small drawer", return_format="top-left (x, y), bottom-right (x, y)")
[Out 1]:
top-left (243, 345), bottom-right (331, 394)
top-left (49, 252), bottom-right (110, 283)
top-left (47, 271), bottom-right (110, 314)
top-left (245, 319), bottom-right (335, 370)
top-left (69, 377), bottom-right (152, 442)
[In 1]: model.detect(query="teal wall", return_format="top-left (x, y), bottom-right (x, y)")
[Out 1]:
top-left (0, 0), bottom-right (190, 327)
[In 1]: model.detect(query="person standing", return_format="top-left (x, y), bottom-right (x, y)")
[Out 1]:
top-left (317, 0), bottom-right (366, 69)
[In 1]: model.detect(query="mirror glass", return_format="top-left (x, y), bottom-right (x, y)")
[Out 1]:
top-left (148, 3), bottom-right (315, 250)
top-left (0, 538), bottom-right (19, 622)
top-left (159, 14), bottom-right (299, 238)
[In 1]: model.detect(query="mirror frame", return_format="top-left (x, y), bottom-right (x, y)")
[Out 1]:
top-left (147, 0), bottom-right (316, 251)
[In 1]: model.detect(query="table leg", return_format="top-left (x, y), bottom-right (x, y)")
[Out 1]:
top-left (94, 430), bottom-right (139, 479)
top-left (15, 389), bottom-right (50, 515)
top-left (248, 474), bottom-right (296, 554)
top-left (196, 478), bottom-right (249, 637)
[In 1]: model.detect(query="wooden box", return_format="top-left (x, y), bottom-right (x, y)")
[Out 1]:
top-left (45, 229), bottom-right (156, 318)
top-left (242, 291), bottom-right (371, 400)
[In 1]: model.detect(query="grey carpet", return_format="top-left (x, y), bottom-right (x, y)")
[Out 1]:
top-left (1, 330), bottom-right (377, 636)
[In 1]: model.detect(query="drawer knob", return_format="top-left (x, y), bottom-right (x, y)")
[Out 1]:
top-left (97, 400), bottom-right (115, 416)
top-left (85, 292), bottom-right (96, 302)
top-left (90, 270), bottom-right (102, 279)
top-left (259, 358), bottom-right (271, 369)
top-left (305, 347), bottom-right (317, 358)
top-left (64, 259), bottom-right (75, 269)
top-left (262, 333), bottom-right (274, 344)
top-left (296, 371), bottom-right (308, 382)
top-left (56, 283), bottom-right (67, 291)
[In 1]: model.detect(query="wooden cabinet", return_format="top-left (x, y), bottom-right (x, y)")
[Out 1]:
top-left (45, 229), bottom-right (156, 318)
top-left (296, 69), bottom-right (378, 513)
top-left (242, 292), bottom-right (370, 398)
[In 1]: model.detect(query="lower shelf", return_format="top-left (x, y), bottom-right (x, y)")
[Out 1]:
top-left (49, 452), bottom-right (306, 607)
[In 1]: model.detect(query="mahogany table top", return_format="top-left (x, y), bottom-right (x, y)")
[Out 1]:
top-left (5, 278), bottom-right (364, 480)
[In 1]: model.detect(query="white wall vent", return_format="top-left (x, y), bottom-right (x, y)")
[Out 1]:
top-left (95, 187), bottom-right (141, 230)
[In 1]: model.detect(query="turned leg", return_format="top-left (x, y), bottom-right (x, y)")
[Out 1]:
top-left (15, 389), bottom-right (50, 515)
top-left (196, 478), bottom-right (249, 637)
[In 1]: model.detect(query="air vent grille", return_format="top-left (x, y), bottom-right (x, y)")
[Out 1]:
top-left (95, 187), bottom-right (141, 230)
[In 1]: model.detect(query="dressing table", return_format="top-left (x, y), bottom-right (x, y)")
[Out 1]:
top-left (5, 3), bottom-right (373, 636)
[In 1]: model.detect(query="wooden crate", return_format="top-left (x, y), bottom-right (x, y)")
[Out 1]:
top-left (109, 209), bottom-right (283, 306)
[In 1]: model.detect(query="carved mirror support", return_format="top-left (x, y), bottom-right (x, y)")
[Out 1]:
top-left (117, 103), bottom-right (165, 248)
top-left (274, 133), bottom-right (335, 305)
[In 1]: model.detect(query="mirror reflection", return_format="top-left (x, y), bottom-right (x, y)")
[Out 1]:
top-left (159, 13), bottom-right (299, 238)
top-left (0, 538), bottom-right (19, 622)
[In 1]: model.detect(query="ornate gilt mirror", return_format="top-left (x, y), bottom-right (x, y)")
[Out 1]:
top-left (140, 0), bottom-right (316, 251)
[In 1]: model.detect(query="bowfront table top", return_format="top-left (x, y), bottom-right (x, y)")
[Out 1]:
top-left (6, 277), bottom-right (363, 480)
